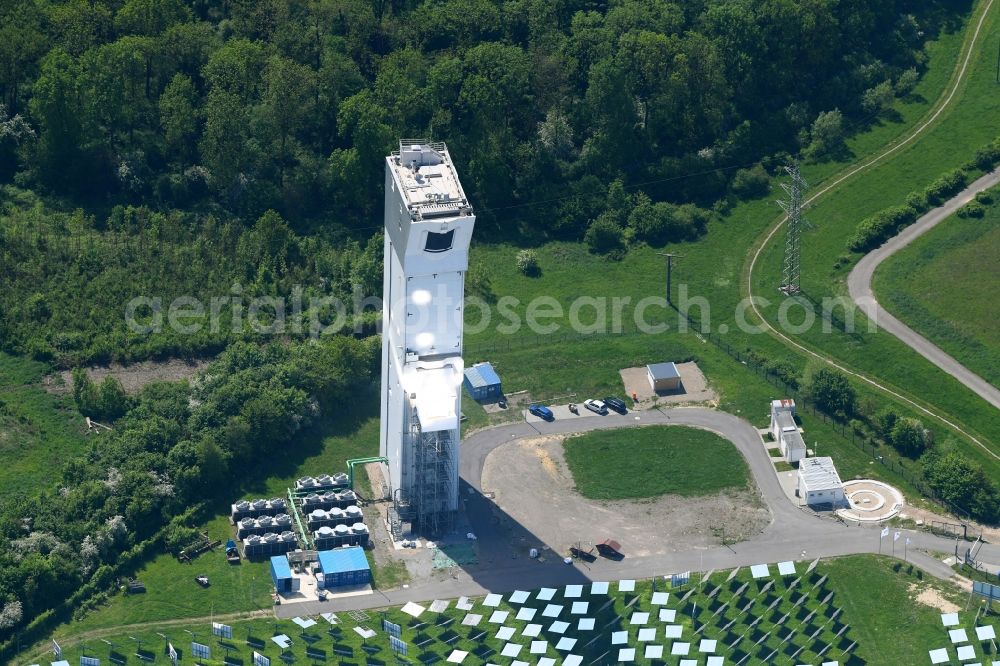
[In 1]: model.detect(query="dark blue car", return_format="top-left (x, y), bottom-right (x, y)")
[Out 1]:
top-left (528, 404), bottom-right (554, 421)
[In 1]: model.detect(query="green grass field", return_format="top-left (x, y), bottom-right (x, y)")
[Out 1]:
top-left (28, 555), bottom-right (982, 666)
top-left (746, 0), bottom-right (1000, 473)
top-left (0, 352), bottom-right (89, 498)
top-left (563, 426), bottom-right (750, 499)
top-left (875, 194), bottom-right (1000, 385)
top-left (458, 0), bottom-right (1000, 493)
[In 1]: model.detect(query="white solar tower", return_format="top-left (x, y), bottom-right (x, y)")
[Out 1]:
top-left (380, 140), bottom-right (475, 537)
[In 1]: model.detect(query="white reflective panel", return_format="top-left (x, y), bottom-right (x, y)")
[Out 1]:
top-left (509, 591), bottom-right (530, 604)
top-left (495, 627), bottom-right (515, 641)
top-left (637, 628), bottom-right (656, 642)
top-left (578, 618), bottom-right (595, 631)
top-left (530, 641), bottom-right (547, 655)
top-left (446, 650), bottom-right (468, 664)
top-left (659, 608), bottom-right (677, 622)
top-left (542, 604), bottom-right (563, 618)
top-left (564, 585), bottom-right (583, 598)
top-left (571, 602), bottom-right (589, 615)
top-left (630, 612), bottom-right (649, 625)
top-left (538, 659), bottom-right (556, 666)
top-left (778, 561), bottom-right (796, 576)
top-left (956, 645), bottom-right (976, 661)
top-left (515, 607), bottom-right (536, 622)
top-left (929, 648), bottom-right (949, 664)
top-left (401, 602), bottom-right (426, 618)
top-left (483, 594), bottom-right (503, 608)
top-left (976, 625), bottom-right (996, 640)
top-left (950, 628), bottom-right (969, 644)
top-left (500, 643), bottom-right (522, 658)
top-left (555, 638), bottom-right (577, 652)
top-left (651, 592), bottom-right (669, 605)
top-left (537, 588), bottom-right (557, 601)
top-left (564, 656), bottom-right (583, 666)
top-left (750, 564), bottom-right (770, 579)
top-left (611, 631), bottom-right (628, 645)
top-left (617, 648), bottom-right (635, 662)
top-left (456, 597), bottom-right (474, 611)
top-left (664, 625), bottom-right (683, 639)
top-left (618, 580), bottom-right (636, 592)
top-left (671, 642), bottom-right (691, 656)
top-left (644, 645), bottom-right (664, 660)
top-left (549, 621), bottom-right (570, 634)
top-left (591, 582), bottom-right (610, 595)
top-left (488, 611), bottom-right (509, 624)
top-left (942, 613), bottom-right (960, 627)
top-left (461, 614), bottom-right (482, 626)
top-left (699, 639), bottom-right (717, 653)
top-left (522, 624), bottom-right (542, 638)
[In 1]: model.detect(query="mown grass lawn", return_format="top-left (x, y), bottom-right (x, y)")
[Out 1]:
top-left (563, 425), bottom-right (750, 499)
top-left (875, 192), bottom-right (1000, 385)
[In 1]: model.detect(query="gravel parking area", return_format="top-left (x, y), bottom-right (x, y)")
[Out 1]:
top-left (619, 362), bottom-right (717, 406)
top-left (480, 433), bottom-right (770, 558)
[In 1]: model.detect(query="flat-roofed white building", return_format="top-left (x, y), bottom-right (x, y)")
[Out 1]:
top-left (770, 399), bottom-right (806, 463)
top-left (380, 140), bottom-right (474, 536)
top-left (797, 457), bottom-right (846, 506)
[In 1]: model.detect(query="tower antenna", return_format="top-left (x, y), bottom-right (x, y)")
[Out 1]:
top-left (777, 164), bottom-right (809, 295)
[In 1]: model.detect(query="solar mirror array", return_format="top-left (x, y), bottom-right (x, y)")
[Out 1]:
top-left (306, 563), bottom-right (860, 666)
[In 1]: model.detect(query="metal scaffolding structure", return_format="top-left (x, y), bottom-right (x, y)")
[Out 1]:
top-left (391, 408), bottom-right (455, 538)
top-left (413, 416), bottom-right (455, 537)
top-left (778, 164), bottom-right (809, 295)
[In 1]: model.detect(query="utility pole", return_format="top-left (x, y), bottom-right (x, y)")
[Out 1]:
top-left (777, 164), bottom-right (809, 295)
top-left (657, 252), bottom-right (683, 305)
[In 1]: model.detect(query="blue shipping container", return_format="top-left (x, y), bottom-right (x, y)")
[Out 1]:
top-left (463, 362), bottom-right (502, 402)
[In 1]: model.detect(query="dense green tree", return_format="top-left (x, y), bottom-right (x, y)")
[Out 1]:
top-left (806, 367), bottom-right (857, 417)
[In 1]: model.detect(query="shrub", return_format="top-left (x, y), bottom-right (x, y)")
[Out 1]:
top-left (905, 191), bottom-right (928, 213)
top-left (957, 201), bottom-right (985, 218)
top-left (765, 359), bottom-right (801, 389)
top-left (922, 450), bottom-right (1000, 523)
top-left (848, 204), bottom-right (918, 251)
top-left (894, 67), bottom-right (919, 95)
top-left (972, 139), bottom-right (1000, 171)
top-left (862, 80), bottom-right (895, 115)
top-left (584, 213), bottom-right (625, 255)
top-left (730, 164), bottom-right (770, 199)
top-left (890, 417), bottom-right (930, 457)
top-left (924, 168), bottom-right (966, 204)
top-left (804, 109), bottom-right (846, 160)
top-left (515, 249), bottom-right (539, 276)
top-left (974, 190), bottom-right (993, 205)
top-left (806, 367), bottom-right (856, 417)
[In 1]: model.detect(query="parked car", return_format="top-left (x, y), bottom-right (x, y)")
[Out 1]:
top-left (603, 396), bottom-right (628, 414)
top-left (528, 404), bottom-right (554, 420)
top-left (584, 399), bottom-right (608, 415)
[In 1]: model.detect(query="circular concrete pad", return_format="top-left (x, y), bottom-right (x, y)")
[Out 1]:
top-left (836, 479), bottom-right (904, 522)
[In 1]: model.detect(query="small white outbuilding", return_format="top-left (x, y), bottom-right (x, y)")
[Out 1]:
top-left (797, 457), bottom-right (846, 507)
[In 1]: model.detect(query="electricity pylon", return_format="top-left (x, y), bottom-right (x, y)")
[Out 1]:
top-left (777, 164), bottom-right (809, 294)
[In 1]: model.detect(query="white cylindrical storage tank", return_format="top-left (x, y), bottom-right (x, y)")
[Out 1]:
top-left (333, 472), bottom-right (349, 485)
top-left (334, 524), bottom-right (350, 534)
top-left (351, 523), bottom-right (368, 534)
top-left (345, 505), bottom-right (362, 519)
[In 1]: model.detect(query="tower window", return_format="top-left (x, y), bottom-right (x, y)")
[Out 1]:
top-left (424, 230), bottom-right (454, 253)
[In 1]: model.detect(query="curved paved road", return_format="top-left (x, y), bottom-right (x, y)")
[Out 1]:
top-left (279, 409), bottom-right (1000, 617)
top-left (848, 168), bottom-right (1000, 411)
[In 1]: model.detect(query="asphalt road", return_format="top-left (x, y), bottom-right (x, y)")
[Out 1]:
top-left (279, 409), bottom-right (999, 617)
top-left (847, 168), bottom-right (1000, 411)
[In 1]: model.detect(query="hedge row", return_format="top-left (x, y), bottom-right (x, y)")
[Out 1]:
top-left (847, 134), bottom-right (1000, 253)
top-left (848, 204), bottom-right (920, 251)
